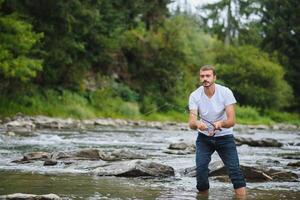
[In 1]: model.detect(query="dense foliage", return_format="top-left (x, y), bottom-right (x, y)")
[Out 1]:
top-left (0, 0), bottom-right (299, 123)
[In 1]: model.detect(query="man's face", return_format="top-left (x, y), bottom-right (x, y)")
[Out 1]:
top-left (199, 70), bottom-right (216, 87)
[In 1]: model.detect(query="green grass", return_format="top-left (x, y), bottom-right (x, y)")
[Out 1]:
top-left (0, 89), bottom-right (299, 126)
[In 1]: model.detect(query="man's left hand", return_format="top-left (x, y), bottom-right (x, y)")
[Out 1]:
top-left (213, 120), bottom-right (223, 131)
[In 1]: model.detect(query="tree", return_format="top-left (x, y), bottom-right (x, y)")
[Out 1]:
top-left (198, 0), bottom-right (260, 45)
top-left (216, 45), bottom-right (293, 110)
top-left (259, 0), bottom-right (300, 111)
top-left (0, 13), bottom-right (43, 90)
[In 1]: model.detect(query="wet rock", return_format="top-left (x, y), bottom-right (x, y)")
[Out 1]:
top-left (32, 116), bottom-right (82, 129)
top-left (0, 193), bottom-right (62, 199)
top-left (280, 153), bottom-right (300, 160)
top-left (234, 136), bottom-right (283, 147)
top-left (210, 165), bottom-right (273, 182)
top-left (271, 123), bottom-right (298, 130)
top-left (287, 161), bottom-right (300, 167)
top-left (109, 149), bottom-right (146, 160)
top-left (93, 160), bottom-right (175, 177)
top-left (22, 152), bottom-right (50, 161)
top-left (74, 149), bottom-right (102, 160)
top-left (168, 142), bottom-right (194, 150)
top-left (267, 169), bottom-right (298, 181)
top-left (247, 125), bottom-right (270, 130)
top-left (44, 160), bottom-right (58, 166)
top-left (4, 120), bottom-right (35, 133)
top-left (256, 158), bottom-right (281, 166)
top-left (180, 161), bottom-right (224, 177)
top-left (12, 151), bottom-right (50, 163)
top-left (182, 163), bottom-right (297, 182)
top-left (164, 142), bottom-right (195, 155)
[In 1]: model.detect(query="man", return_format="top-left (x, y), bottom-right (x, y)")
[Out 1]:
top-left (188, 65), bottom-right (246, 196)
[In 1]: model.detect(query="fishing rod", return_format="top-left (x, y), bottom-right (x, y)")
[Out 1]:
top-left (143, 103), bottom-right (221, 134)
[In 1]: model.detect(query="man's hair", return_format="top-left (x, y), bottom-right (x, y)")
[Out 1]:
top-left (200, 65), bottom-right (216, 76)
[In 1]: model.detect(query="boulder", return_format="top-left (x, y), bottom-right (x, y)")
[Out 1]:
top-left (234, 136), bottom-right (283, 147)
top-left (108, 149), bottom-right (146, 161)
top-left (287, 161), bottom-right (300, 167)
top-left (44, 160), bottom-right (58, 166)
top-left (164, 142), bottom-right (195, 155)
top-left (0, 193), bottom-right (62, 200)
top-left (181, 164), bottom-right (298, 182)
top-left (4, 120), bottom-right (35, 133)
top-left (32, 116), bottom-right (82, 129)
top-left (93, 160), bottom-right (175, 177)
top-left (210, 165), bottom-right (273, 182)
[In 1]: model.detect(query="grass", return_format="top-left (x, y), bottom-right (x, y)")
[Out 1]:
top-left (0, 88), bottom-right (299, 126)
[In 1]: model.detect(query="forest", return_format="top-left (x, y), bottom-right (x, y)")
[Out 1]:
top-left (0, 0), bottom-right (299, 125)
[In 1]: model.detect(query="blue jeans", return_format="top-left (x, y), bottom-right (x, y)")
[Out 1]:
top-left (195, 133), bottom-right (246, 191)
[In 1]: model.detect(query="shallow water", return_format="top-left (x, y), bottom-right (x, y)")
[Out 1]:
top-left (0, 126), bottom-right (299, 199)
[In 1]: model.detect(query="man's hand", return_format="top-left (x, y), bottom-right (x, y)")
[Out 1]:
top-left (213, 120), bottom-right (224, 130)
top-left (197, 121), bottom-right (208, 131)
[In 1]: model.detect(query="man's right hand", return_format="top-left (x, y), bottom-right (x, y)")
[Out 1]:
top-left (196, 121), bottom-right (208, 131)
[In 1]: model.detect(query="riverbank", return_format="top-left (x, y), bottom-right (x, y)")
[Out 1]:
top-left (1, 114), bottom-right (299, 133)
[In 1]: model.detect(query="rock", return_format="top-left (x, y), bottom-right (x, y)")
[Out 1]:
top-left (44, 160), bottom-right (58, 166)
top-left (163, 149), bottom-right (194, 155)
top-left (287, 161), bottom-right (300, 167)
top-left (0, 193), bottom-right (62, 199)
top-left (93, 160), bottom-right (175, 177)
top-left (234, 136), bottom-right (283, 147)
top-left (210, 165), bottom-right (273, 182)
top-left (32, 116), bottom-right (82, 129)
top-left (109, 149), bottom-right (146, 160)
top-left (267, 169), bottom-right (298, 182)
top-left (256, 158), bottom-right (280, 166)
top-left (74, 149), bottom-right (102, 160)
top-left (168, 142), bottom-right (195, 150)
top-left (182, 163), bottom-right (297, 182)
top-left (247, 125), bottom-right (270, 130)
top-left (164, 142), bottom-right (196, 155)
top-left (280, 153), bottom-right (300, 160)
top-left (271, 123), bottom-right (298, 130)
top-left (4, 120), bottom-right (35, 133)
top-left (180, 161), bottom-right (224, 177)
top-left (23, 152), bottom-right (50, 161)
top-left (12, 151), bottom-right (51, 163)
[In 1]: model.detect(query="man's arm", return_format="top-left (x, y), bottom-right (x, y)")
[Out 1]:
top-left (214, 104), bottom-right (236, 130)
top-left (189, 109), bottom-right (207, 131)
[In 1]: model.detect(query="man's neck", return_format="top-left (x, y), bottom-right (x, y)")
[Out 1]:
top-left (204, 83), bottom-right (216, 98)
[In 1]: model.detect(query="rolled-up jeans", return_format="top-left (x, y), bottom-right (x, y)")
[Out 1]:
top-left (195, 133), bottom-right (246, 191)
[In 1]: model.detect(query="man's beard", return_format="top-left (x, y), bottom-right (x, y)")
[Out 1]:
top-left (202, 81), bottom-right (212, 87)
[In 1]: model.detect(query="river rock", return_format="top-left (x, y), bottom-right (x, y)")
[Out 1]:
top-left (210, 165), bottom-right (273, 182)
top-left (44, 160), bottom-right (58, 166)
top-left (4, 120), bottom-right (35, 133)
top-left (32, 116), bottom-right (82, 129)
top-left (181, 163), bottom-right (298, 182)
top-left (12, 151), bottom-right (50, 164)
top-left (180, 161), bottom-right (225, 177)
top-left (234, 136), bottom-right (283, 147)
top-left (271, 123), bottom-right (298, 130)
top-left (0, 193), bottom-right (62, 199)
top-left (247, 125), bottom-right (270, 130)
top-left (164, 142), bottom-right (196, 155)
top-left (93, 160), bottom-right (175, 177)
top-left (109, 149), bottom-right (146, 160)
top-left (73, 149), bottom-right (102, 160)
top-left (287, 161), bottom-right (300, 167)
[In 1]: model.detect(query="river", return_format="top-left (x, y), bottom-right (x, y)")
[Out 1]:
top-left (0, 125), bottom-right (299, 199)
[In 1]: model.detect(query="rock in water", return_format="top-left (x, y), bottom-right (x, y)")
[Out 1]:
top-left (93, 160), bottom-right (175, 177)
top-left (0, 193), bottom-right (62, 199)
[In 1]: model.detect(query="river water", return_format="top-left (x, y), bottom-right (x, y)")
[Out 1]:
top-left (0, 126), bottom-right (299, 199)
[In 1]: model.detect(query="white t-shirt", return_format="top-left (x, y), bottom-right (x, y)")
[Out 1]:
top-left (189, 84), bottom-right (236, 137)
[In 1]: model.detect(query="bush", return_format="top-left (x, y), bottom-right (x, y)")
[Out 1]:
top-left (216, 45), bottom-right (293, 110)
